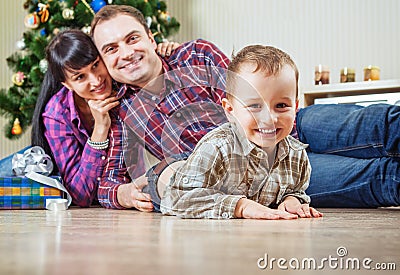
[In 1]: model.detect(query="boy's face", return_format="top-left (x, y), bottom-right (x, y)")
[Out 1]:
top-left (92, 14), bottom-right (160, 88)
top-left (222, 64), bottom-right (297, 151)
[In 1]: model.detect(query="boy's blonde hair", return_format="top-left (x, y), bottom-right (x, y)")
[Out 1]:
top-left (226, 45), bottom-right (299, 100)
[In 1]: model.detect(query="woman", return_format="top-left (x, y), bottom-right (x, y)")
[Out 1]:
top-left (31, 29), bottom-right (177, 207)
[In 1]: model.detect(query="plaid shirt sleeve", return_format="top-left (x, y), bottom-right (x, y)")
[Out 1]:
top-left (97, 113), bottom-right (128, 209)
top-left (43, 116), bottom-right (107, 207)
top-left (97, 110), bottom-right (146, 209)
top-left (175, 39), bottom-right (229, 104)
top-left (280, 149), bottom-right (311, 204)
top-left (161, 139), bottom-right (244, 219)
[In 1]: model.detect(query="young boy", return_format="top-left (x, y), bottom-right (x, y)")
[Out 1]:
top-left (160, 45), bottom-right (323, 219)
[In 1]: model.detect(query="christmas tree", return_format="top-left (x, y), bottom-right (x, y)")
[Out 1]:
top-left (0, 0), bottom-right (180, 139)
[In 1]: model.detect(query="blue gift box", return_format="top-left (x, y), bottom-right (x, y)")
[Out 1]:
top-left (0, 176), bottom-right (63, 209)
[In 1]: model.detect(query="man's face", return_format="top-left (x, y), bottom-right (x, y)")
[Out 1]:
top-left (92, 14), bottom-right (161, 87)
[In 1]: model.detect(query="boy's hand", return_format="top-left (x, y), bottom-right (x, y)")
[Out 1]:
top-left (278, 196), bottom-right (323, 218)
top-left (234, 198), bottom-right (298, 220)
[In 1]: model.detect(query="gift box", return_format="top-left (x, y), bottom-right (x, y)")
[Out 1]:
top-left (0, 176), bottom-right (63, 209)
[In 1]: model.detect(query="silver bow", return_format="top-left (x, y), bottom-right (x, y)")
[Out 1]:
top-left (12, 146), bottom-right (53, 176)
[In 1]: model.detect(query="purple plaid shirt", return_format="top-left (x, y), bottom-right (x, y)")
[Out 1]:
top-left (99, 39), bottom-right (230, 209)
top-left (43, 87), bottom-right (107, 207)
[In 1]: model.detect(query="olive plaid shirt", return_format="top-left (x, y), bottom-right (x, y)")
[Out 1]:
top-left (161, 122), bottom-right (311, 219)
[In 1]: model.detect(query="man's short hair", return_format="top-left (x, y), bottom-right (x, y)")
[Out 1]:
top-left (90, 5), bottom-right (150, 37)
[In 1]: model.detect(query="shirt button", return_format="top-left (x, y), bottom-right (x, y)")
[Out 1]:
top-left (151, 96), bottom-right (157, 101)
top-left (257, 152), bottom-right (264, 158)
top-left (182, 177), bottom-right (189, 184)
top-left (175, 112), bottom-right (181, 118)
top-left (97, 177), bottom-right (101, 181)
top-left (222, 212), bottom-right (229, 219)
top-left (101, 156), bottom-right (106, 160)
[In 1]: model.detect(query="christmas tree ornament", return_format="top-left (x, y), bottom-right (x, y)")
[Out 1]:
top-left (39, 59), bottom-right (48, 73)
top-left (62, 8), bottom-right (74, 20)
top-left (90, 0), bottom-right (107, 13)
top-left (59, 0), bottom-right (67, 9)
top-left (16, 39), bottom-right (26, 50)
top-left (12, 72), bottom-right (25, 86)
top-left (146, 16), bottom-right (152, 28)
top-left (81, 0), bottom-right (95, 15)
top-left (24, 13), bottom-right (40, 29)
top-left (40, 28), bottom-right (47, 36)
top-left (1, 0), bottom-right (180, 139)
top-left (37, 3), bottom-right (50, 23)
top-left (159, 11), bottom-right (171, 23)
top-left (11, 118), bottom-right (22, 135)
top-left (81, 25), bottom-right (91, 35)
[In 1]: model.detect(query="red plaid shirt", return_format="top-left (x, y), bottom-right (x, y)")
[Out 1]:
top-left (98, 39), bottom-right (230, 209)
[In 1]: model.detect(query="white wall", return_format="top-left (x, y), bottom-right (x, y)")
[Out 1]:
top-left (167, 0), bottom-right (400, 89)
top-left (0, 0), bottom-right (29, 158)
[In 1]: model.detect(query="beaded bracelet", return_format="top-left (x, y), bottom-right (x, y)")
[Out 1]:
top-left (87, 138), bottom-right (109, 150)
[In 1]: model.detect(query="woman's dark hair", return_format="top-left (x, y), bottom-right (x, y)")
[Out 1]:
top-left (31, 29), bottom-right (100, 173)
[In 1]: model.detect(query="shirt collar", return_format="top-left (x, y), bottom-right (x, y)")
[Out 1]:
top-left (230, 122), bottom-right (257, 156)
top-left (230, 122), bottom-right (308, 160)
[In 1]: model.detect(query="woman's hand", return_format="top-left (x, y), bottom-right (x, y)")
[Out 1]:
top-left (87, 96), bottom-right (119, 141)
top-left (156, 41), bottom-right (181, 57)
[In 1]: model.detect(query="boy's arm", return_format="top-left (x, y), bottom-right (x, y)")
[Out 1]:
top-left (278, 151), bottom-right (322, 217)
top-left (280, 150), bottom-right (312, 205)
top-left (160, 142), bottom-right (244, 219)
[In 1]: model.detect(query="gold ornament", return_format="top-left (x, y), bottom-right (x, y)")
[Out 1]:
top-left (81, 25), bottom-right (91, 35)
top-left (62, 8), bottom-right (74, 20)
top-left (12, 72), bottom-right (25, 86)
top-left (24, 13), bottom-right (40, 29)
top-left (38, 3), bottom-right (50, 23)
top-left (159, 11), bottom-right (171, 23)
top-left (11, 118), bottom-right (22, 135)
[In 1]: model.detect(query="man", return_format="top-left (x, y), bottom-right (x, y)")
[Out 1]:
top-left (90, 5), bottom-right (229, 211)
top-left (91, 5), bottom-right (400, 211)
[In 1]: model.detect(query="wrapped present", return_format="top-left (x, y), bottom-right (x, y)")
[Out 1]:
top-left (0, 175), bottom-right (63, 209)
top-left (0, 146), bottom-right (71, 210)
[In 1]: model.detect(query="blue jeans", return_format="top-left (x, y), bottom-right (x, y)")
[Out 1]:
top-left (296, 104), bottom-right (400, 208)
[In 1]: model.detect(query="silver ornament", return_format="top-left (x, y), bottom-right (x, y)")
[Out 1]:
top-left (81, 26), bottom-right (91, 35)
top-left (39, 59), bottom-right (48, 74)
top-left (16, 40), bottom-right (26, 50)
top-left (62, 8), bottom-right (74, 20)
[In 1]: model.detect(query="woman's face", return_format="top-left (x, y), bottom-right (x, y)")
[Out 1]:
top-left (62, 57), bottom-right (113, 100)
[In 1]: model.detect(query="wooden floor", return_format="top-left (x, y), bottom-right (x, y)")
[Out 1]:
top-left (0, 207), bottom-right (399, 275)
